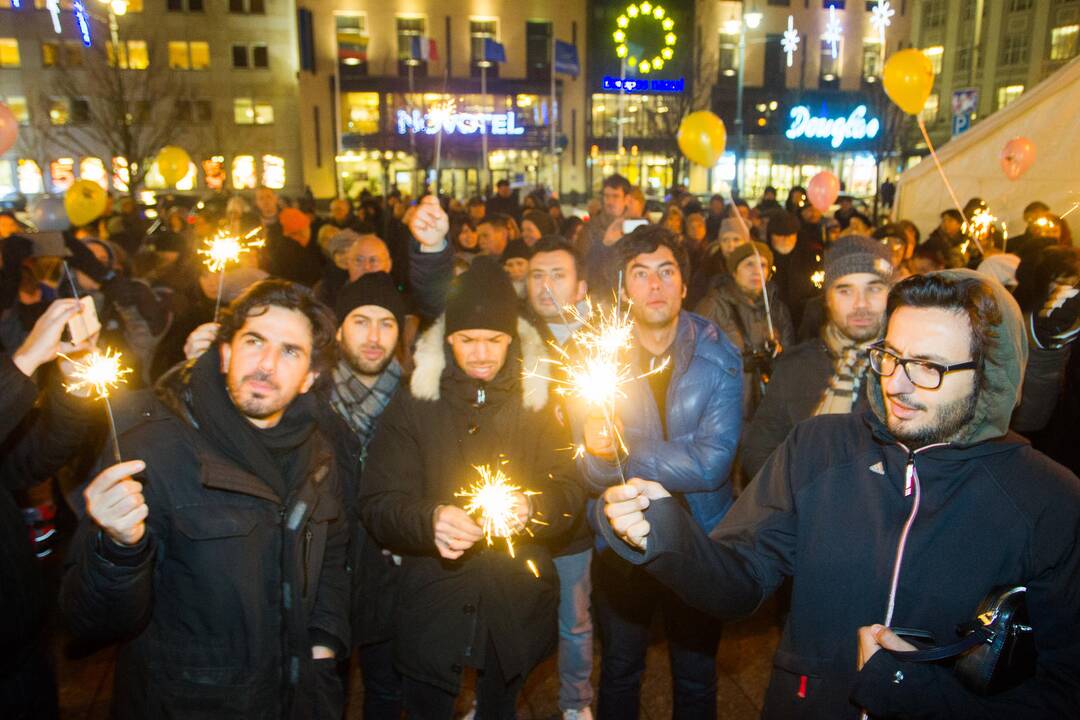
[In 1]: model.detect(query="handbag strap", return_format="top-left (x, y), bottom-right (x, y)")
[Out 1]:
top-left (886, 624), bottom-right (992, 663)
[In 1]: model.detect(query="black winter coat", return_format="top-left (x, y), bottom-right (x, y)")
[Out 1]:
top-left (599, 410), bottom-right (1080, 719)
top-left (0, 357), bottom-right (89, 678)
top-left (358, 318), bottom-right (585, 693)
top-left (60, 363), bottom-right (350, 720)
top-left (742, 338), bottom-right (870, 479)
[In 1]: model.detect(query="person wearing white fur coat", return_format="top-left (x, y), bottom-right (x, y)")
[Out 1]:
top-left (358, 258), bottom-right (585, 719)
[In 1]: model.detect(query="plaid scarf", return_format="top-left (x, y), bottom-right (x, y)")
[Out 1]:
top-left (328, 357), bottom-right (401, 451)
top-left (814, 321), bottom-right (875, 416)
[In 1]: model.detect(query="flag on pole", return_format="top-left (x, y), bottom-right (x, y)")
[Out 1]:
top-left (554, 40), bottom-right (579, 77)
top-left (483, 38), bottom-right (506, 63)
top-left (337, 33), bottom-right (369, 64)
top-left (410, 36), bottom-right (439, 62)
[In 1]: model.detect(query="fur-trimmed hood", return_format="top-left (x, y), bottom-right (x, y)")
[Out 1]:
top-left (410, 315), bottom-right (552, 411)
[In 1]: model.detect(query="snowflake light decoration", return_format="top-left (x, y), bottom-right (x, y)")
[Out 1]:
top-left (822, 5), bottom-right (842, 59)
top-left (781, 15), bottom-right (800, 68)
top-left (46, 0), bottom-right (62, 33)
top-left (871, 0), bottom-right (895, 47)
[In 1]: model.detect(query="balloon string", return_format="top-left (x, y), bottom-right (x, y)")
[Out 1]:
top-left (917, 118), bottom-right (983, 255)
top-left (722, 186), bottom-right (775, 342)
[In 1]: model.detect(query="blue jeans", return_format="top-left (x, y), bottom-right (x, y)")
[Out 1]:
top-left (553, 549), bottom-right (595, 711)
top-left (593, 553), bottom-right (722, 720)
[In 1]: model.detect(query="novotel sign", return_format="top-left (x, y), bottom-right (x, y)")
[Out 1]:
top-left (785, 104), bottom-right (880, 149)
top-left (396, 109), bottom-right (525, 136)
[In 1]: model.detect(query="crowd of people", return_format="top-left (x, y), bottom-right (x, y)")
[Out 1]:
top-left (1, 172), bottom-right (1079, 720)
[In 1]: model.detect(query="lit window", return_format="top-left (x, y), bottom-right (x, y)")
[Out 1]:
top-left (190, 42), bottom-right (210, 70)
top-left (470, 19), bottom-right (497, 67)
top-left (168, 41), bottom-right (209, 70)
top-left (49, 97), bottom-right (71, 125)
top-left (1050, 25), bottom-right (1079, 61)
top-left (261, 154), bottom-right (285, 189)
top-left (719, 32), bottom-right (738, 77)
top-left (253, 101), bottom-right (273, 125)
top-left (919, 93), bottom-right (940, 123)
top-left (17, 159), bottom-right (43, 195)
top-left (234, 98), bottom-right (253, 124)
top-left (996, 84), bottom-right (1024, 109)
top-left (79, 157), bottom-right (108, 189)
top-left (924, 46), bottom-right (944, 75)
top-left (0, 160), bottom-right (14, 196)
top-left (336, 13), bottom-right (368, 68)
top-left (203, 155), bottom-right (225, 190)
top-left (232, 155), bottom-right (257, 189)
top-left (50, 158), bottom-right (75, 193)
top-left (109, 40), bottom-right (149, 69)
top-left (42, 41), bottom-right (58, 68)
top-left (862, 38), bottom-right (882, 82)
top-left (1, 95), bottom-right (27, 124)
top-left (342, 92), bottom-right (379, 134)
top-left (819, 40), bottom-right (841, 87)
top-left (0, 38), bottom-right (20, 68)
top-left (112, 157), bottom-right (130, 193)
top-left (397, 15), bottom-right (426, 64)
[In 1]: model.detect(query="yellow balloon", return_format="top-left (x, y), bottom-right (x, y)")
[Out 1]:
top-left (883, 49), bottom-right (935, 115)
top-left (156, 145), bottom-right (192, 186)
top-left (677, 111), bottom-right (727, 167)
top-left (64, 179), bottom-right (108, 227)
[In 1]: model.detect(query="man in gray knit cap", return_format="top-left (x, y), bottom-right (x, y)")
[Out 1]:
top-left (742, 235), bottom-right (894, 477)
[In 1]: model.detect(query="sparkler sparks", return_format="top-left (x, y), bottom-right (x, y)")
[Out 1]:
top-left (197, 228), bottom-right (266, 273)
top-left (810, 270), bottom-right (825, 289)
top-left (781, 15), bottom-right (800, 68)
top-left (963, 208), bottom-right (1006, 252)
top-left (61, 347), bottom-right (132, 462)
top-left (455, 464), bottom-right (540, 559)
top-left (62, 347), bottom-right (132, 401)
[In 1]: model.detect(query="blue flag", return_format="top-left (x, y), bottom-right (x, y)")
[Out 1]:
top-left (483, 38), bottom-right (506, 63)
top-left (554, 40), bottom-right (579, 77)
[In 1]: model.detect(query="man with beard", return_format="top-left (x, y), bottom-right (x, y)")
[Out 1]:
top-left (599, 270), bottom-right (1080, 719)
top-left (62, 280), bottom-right (349, 719)
top-left (358, 259), bottom-right (584, 719)
top-left (742, 235), bottom-right (894, 478)
top-left (577, 225), bottom-right (742, 720)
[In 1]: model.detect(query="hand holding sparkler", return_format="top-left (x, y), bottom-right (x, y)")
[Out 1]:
top-left (84, 459), bottom-right (148, 547)
top-left (583, 408), bottom-right (624, 462)
top-left (12, 299), bottom-right (86, 377)
top-left (454, 464), bottom-right (539, 559)
top-left (432, 504), bottom-right (484, 560)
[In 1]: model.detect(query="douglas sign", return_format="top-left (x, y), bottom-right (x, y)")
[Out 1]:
top-left (785, 104), bottom-right (881, 149)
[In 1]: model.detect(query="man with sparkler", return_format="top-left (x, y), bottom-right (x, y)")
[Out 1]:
top-left (61, 280), bottom-right (350, 719)
top-left (743, 236), bottom-right (894, 478)
top-left (599, 270), bottom-right (1080, 719)
top-left (359, 259), bottom-right (584, 719)
top-left (523, 235), bottom-right (597, 720)
top-left (577, 224), bottom-right (743, 720)
top-left (1, 299), bottom-right (97, 717)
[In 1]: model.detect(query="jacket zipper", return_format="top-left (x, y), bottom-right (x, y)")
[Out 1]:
top-left (302, 528), bottom-right (313, 599)
top-left (884, 441), bottom-right (949, 626)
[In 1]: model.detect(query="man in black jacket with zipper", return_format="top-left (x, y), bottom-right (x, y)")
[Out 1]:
top-left (61, 280), bottom-right (350, 720)
top-left (599, 270), bottom-right (1080, 719)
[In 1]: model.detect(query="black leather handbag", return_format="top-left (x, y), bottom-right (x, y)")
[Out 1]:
top-left (887, 586), bottom-right (1036, 695)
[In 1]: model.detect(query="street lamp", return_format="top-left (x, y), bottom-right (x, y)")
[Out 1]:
top-left (98, 0), bottom-right (127, 48)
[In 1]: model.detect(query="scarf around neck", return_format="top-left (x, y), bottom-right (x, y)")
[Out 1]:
top-left (328, 356), bottom-right (402, 451)
top-left (814, 321), bottom-right (876, 416)
top-left (187, 350), bottom-right (317, 500)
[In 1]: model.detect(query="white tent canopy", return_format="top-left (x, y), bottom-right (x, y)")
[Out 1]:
top-left (895, 56), bottom-right (1080, 236)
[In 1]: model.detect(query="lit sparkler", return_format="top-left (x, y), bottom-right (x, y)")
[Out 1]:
top-left (455, 463), bottom-right (540, 560)
top-left (526, 294), bottom-right (669, 482)
top-left (198, 227), bottom-right (266, 320)
top-left (962, 208), bottom-right (1004, 254)
top-left (810, 269), bottom-right (825, 289)
top-left (61, 347), bottom-right (132, 462)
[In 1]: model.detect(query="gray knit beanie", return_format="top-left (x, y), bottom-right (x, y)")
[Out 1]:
top-left (824, 235), bottom-right (894, 289)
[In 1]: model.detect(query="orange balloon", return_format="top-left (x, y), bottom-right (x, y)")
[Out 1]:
top-left (677, 111), bottom-right (727, 167)
top-left (883, 49), bottom-right (935, 115)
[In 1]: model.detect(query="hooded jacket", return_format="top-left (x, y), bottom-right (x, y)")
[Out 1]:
top-left (596, 270), bottom-right (1080, 719)
top-left (357, 316), bottom-right (585, 693)
top-left (60, 353), bottom-right (350, 720)
top-left (575, 310), bottom-right (744, 542)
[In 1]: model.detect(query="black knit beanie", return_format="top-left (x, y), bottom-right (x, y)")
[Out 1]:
top-left (445, 256), bottom-right (519, 337)
top-left (335, 271), bottom-right (408, 328)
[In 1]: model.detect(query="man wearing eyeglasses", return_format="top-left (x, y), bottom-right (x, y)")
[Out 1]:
top-left (597, 270), bottom-right (1080, 719)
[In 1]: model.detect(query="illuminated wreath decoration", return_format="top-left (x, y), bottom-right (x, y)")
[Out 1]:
top-left (613, 2), bottom-right (677, 75)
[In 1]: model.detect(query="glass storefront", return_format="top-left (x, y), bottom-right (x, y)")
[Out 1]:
top-left (713, 149), bottom-right (882, 203)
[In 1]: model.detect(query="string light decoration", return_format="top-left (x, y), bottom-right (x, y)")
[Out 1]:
top-left (870, 0), bottom-right (895, 48)
top-left (613, 2), bottom-right (677, 74)
top-left (782, 15), bottom-right (800, 68)
top-left (822, 5), bottom-right (842, 59)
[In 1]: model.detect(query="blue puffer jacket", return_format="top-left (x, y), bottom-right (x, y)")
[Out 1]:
top-left (576, 311), bottom-right (743, 544)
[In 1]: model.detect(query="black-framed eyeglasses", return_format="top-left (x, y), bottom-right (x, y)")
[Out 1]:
top-left (867, 343), bottom-right (977, 390)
